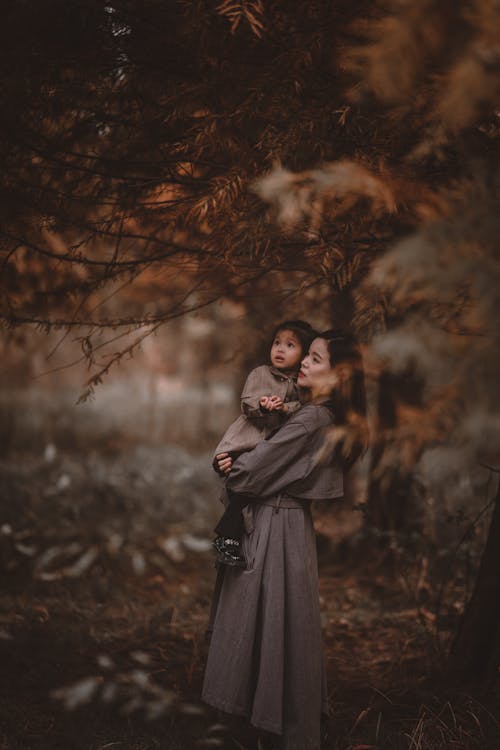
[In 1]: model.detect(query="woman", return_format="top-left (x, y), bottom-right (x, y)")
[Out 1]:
top-left (202, 331), bottom-right (366, 750)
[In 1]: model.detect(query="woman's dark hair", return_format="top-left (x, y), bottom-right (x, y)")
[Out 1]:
top-left (271, 319), bottom-right (317, 358)
top-left (317, 329), bottom-right (368, 469)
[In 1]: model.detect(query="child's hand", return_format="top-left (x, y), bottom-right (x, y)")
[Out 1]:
top-left (260, 395), bottom-right (284, 411)
top-left (269, 396), bottom-right (284, 411)
top-left (215, 452), bottom-right (233, 475)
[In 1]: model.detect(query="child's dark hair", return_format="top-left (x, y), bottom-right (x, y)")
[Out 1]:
top-left (318, 329), bottom-right (368, 469)
top-left (271, 319), bottom-right (317, 357)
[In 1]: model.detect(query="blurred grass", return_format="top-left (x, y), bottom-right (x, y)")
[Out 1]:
top-left (0, 378), bottom-right (237, 457)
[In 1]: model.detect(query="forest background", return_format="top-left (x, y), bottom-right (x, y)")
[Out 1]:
top-left (1, 1), bottom-right (500, 749)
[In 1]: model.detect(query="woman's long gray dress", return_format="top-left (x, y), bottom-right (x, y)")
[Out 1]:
top-left (202, 403), bottom-right (344, 750)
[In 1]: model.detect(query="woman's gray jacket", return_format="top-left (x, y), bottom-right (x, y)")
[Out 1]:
top-left (226, 402), bottom-right (344, 501)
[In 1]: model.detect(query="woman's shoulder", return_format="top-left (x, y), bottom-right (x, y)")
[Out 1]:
top-left (289, 402), bottom-right (333, 432)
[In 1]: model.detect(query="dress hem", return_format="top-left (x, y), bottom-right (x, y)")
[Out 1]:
top-left (202, 694), bottom-right (282, 735)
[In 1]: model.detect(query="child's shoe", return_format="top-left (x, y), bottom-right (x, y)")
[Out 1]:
top-left (213, 536), bottom-right (246, 567)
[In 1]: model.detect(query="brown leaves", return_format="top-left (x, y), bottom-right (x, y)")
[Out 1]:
top-left (317, 410), bottom-right (370, 469)
top-left (187, 172), bottom-right (245, 225)
top-left (216, 0), bottom-right (265, 38)
top-left (253, 160), bottom-right (397, 232)
top-left (347, 0), bottom-right (450, 104)
top-left (391, 386), bottom-right (462, 471)
top-left (346, 0), bottom-right (500, 156)
top-left (435, 45), bottom-right (500, 136)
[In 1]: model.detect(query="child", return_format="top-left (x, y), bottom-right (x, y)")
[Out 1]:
top-left (213, 319), bottom-right (316, 566)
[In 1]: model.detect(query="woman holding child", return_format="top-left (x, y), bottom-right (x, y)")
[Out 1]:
top-left (202, 326), bottom-right (366, 750)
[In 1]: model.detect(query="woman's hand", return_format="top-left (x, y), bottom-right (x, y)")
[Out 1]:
top-left (215, 452), bottom-right (233, 475)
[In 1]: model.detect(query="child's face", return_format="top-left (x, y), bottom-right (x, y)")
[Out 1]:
top-left (270, 329), bottom-right (303, 373)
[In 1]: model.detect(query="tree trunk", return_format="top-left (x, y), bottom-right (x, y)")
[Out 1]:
top-left (331, 285), bottom-right (354, 331)
top-left (366, 451), bottom-right (417, 533)
top-left (365, 370), bottom-right (423, 538)
top-left (449, 478), bottom-right (500, 682)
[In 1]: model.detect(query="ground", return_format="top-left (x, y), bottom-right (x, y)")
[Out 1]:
top-left (0, 447), bottom-right (499, 750)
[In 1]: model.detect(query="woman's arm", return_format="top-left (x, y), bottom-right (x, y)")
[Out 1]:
top-left (225, 411), bottom-right (319, 497)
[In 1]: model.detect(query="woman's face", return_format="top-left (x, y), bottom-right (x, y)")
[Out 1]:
top-left (298, 337), bottom-right (337, 396)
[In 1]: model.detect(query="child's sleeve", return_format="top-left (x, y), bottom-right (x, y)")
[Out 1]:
top-left (282, 399), bottom-right (302, 415)
top-left (280, 381), bottom-right (302, 417)
top-left (240, 367), bottom-right (272, 421)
